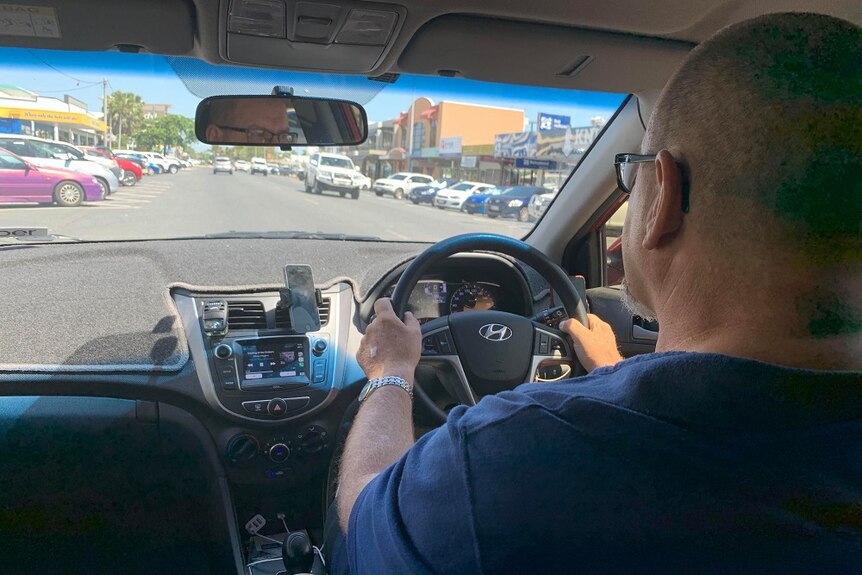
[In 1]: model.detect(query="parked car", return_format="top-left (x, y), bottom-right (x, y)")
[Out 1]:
top-left (82, 147), bottom-right (142, 186)
top-left (114, 150), bottom-right (161, 175)
top-left (373, 172), bottom-right (436, 199)
top-left (527, 191), bottom-right (557, 221)
top-left (462, 187), bottom-right (503, 214)
top-left (434, 181), bottom-right (496, 211)
top-left (234, 159), bottom-right (251, 173)
top-left (484, 185), bottom-right (546, 221)
top-left (213, 156), bottom-right (234, 175)
top-left (0, 134), bottom-right (120, 196)
top-left (0, 147), bottom-right (104, 206)
top-left (250, 157), bottom-right (268, 176)
top-left (305, 152), bottom-right (361, 199)
top-left (353, 170), bottom-right (371, 191)
top-left (408, 178), bottom-right (458, 204)
top-left (146, 153), bottom-right (181, 174)
top-left (268, 165), bottom-right (280, 175)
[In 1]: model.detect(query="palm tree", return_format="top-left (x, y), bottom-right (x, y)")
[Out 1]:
top-left (107, 91), bottom-right (144, 149)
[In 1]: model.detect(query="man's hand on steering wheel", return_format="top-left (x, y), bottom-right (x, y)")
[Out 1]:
top-left (560, 314), bottom-right (624, 372)
top-left (357, 298), bottom-right (422, 382)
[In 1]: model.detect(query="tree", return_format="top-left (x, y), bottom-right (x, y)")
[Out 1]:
top-left (135, 114), bottom-right (196, 151)
top-left (106, 91), bottom-right (144, 149)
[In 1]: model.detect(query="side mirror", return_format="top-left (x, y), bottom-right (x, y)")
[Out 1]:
top-left (195, 95), bottom-right (367, 147)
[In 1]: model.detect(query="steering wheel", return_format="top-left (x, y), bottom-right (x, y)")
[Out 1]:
top-left (391, 233), bottom-right (589, 422)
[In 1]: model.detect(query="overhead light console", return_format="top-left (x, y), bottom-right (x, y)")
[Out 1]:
top-left (222, 0), bottom-right (405, 73)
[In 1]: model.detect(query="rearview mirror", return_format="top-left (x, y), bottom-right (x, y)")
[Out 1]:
top-left (195, 95), bottom-right (367, 147)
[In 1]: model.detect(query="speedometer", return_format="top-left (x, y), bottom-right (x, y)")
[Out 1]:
top-left (449, 283), bottom-right (496, 314)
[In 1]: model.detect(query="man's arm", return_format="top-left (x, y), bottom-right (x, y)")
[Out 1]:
top-left (336, 298), bottom-right (421, 531)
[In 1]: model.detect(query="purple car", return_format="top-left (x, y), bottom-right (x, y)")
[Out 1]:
top-left (0, 147), bottom-right (104, 207)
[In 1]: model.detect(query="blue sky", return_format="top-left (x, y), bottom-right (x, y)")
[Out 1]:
top-left (0, 47), bottom-right (624, 129)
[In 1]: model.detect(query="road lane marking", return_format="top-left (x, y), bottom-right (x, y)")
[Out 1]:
top-left (303, 198), bottom-right (320, 205)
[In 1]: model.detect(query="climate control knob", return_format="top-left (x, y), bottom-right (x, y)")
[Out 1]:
top-left (214, 344), bottom-right (233, 359)
top-left (226, 433), bottom-right (259, 466)
top-left (268, 443), bottom-right (291, 463)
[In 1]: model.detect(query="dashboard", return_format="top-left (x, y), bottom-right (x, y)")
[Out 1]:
top-left (0, 239), bottom-right (548, 573)
top-left (378, 254), bottom-right (533, 323)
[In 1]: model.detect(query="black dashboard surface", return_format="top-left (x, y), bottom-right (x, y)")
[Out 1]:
top-left (0, 238), bottom-right (549, 374)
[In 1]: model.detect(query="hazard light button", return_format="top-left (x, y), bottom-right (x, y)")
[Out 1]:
top-left (267, 398), bottom-right (287, 417)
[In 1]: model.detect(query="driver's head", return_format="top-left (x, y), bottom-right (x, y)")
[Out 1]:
top-left (622, 13), bottom-right (861, 335)
top-left (205, 98), bottom-right (292, 144)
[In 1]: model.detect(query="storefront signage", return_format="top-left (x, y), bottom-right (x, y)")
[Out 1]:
top-left (515, 158), bottom-right (558, 170)
top-left (439, 136), bottom-right (462, 156)
top-left (461, 155), bottom-right (477, 168)
top-left (0, 107), bottom-right (106, 131)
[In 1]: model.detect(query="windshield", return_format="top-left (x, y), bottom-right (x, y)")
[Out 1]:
top-left (320, 157), bottom-right (354, 169)
top-left (0, 47), bottom-right (624, 242)
top-left (449, 183), bottom-right (475, 191)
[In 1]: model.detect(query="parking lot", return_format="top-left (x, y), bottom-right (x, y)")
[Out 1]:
top-left (0, 168), bottom-right (534, 242)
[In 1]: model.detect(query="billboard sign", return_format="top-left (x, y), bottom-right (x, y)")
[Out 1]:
top-left (538, 113), bottom-right (570, 131)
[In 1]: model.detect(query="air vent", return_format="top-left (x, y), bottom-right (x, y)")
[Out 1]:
top-left (274, 298), bottom-right (331, 329)
top-left (227, 300), bottom-right (267, 330)
top-left (318, 298), bottom-right (331, 326)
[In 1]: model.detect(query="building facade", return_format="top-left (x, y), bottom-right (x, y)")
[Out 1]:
top-left (0, 86), bottom-right (107, 146)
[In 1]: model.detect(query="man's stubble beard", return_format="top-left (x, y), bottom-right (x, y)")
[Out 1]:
top-left (621, 278), bottom-right (658, 322)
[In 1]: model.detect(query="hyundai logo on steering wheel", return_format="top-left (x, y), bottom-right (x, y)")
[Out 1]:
top-left (479, 323), bottom-right (513, 342)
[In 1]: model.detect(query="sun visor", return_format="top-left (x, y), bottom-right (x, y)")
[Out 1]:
top-left (398, 15), bottom-right (694, 93)
top-left (0, 0), bottom-right (194, 54)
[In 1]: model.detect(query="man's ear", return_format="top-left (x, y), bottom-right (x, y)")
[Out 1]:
top-left (205, 124), bottom-right (222, 142)
top-left (642, 149), bottom-right (685, 251)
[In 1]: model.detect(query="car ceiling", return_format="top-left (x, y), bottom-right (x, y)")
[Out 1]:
top-left (1, 0), bottom-right (858, 94)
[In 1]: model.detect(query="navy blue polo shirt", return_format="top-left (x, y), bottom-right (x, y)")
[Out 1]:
top-left (326, 352), bottom-right (862, 574)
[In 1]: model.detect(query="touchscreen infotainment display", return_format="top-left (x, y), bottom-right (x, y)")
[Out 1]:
top-left (240, 338), bottom-right (307, 386)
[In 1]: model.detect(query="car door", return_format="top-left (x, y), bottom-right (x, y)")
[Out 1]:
top-left (0, 150), bottom-right (52, 202)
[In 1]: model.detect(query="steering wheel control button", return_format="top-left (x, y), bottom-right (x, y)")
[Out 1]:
top-left (267, 398), bottom-right (288, 417)
top-left (313, 359), bottom-right (326, 383)
top-left (550, 336), bottom-right (566, 355)
top-left (422, 335), bottom-right (439, 355)
top-left (214, 343), bottom-right (233, 360)
top-left (268, 443), bottom-right (291, 463)
top-left (242, 400), bottom-right (268, 414)
top-left (538, 332), bottom-right (551, 355)
top-left (436, 331), bottom-right (454, 354)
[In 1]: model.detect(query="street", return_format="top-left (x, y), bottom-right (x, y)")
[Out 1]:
top-left (0, 168), bottom-right (534, 242)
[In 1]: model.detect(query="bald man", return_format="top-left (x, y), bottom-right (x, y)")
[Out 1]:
top-left (204, 98), bottom-right (306, 145)
top-left (327, 13), bottom-right (862, 574)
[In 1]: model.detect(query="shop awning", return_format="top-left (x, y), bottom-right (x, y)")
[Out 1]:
top-left (0, 106), bottom-right (107, 131)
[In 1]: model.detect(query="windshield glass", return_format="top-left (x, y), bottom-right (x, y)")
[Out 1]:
top-left (320, 157), bottom-right (354, 169)
top-left (449, 183), bottom-right (474, 191)
top-left (0, 47), bottom-right (624, 242)
top-left (500, 186), bottom-right (539, 196)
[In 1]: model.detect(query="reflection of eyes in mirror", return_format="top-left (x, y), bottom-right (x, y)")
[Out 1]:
top-left (196, 95), bottom-right (367, 147)
top-left (205, 99), bottom-right (307, 145)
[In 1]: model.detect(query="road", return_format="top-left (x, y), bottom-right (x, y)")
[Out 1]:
top-left (0, 168), bottom-right (534, 242)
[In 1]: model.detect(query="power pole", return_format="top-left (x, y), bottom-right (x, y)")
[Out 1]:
top-left (102, 78), bottom-right (108, 146)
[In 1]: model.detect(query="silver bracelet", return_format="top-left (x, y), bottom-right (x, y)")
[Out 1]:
top-left (358, 376), bottom-right (413, 403)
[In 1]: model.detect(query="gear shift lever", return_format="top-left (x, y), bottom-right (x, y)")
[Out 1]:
top-left (282, 530), bottom-right (314, 574)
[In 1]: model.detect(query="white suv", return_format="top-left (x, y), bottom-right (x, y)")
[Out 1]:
top-left (373, 172), bottom-right (435, 199)
top-left (250, 157), bottom-right (268, 176)
top-left (305, 152), bottom-right (361, 200)
top-left (434, 181), bottom-right (496, 211)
